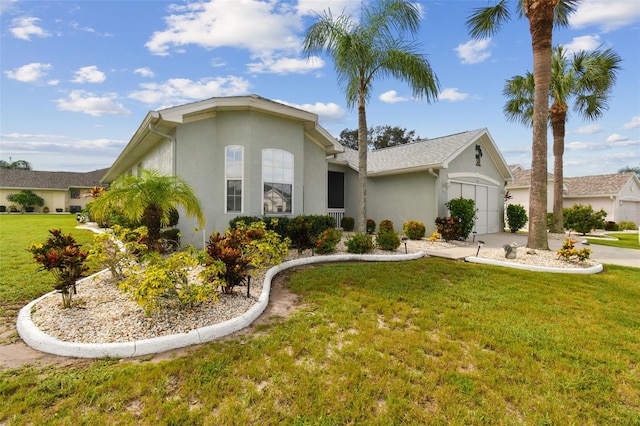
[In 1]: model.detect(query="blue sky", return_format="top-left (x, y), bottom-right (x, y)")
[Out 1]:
top-left (1, 0), bottom-right (638, 177)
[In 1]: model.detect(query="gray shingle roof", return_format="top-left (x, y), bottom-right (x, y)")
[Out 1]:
top-left (0, 169), bottom-right (108, 190)
top-left (336, 129), bottom-right (487, 175)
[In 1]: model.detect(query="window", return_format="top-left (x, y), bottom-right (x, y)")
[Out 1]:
top-left (70, 189), bottom-right (81, 199)
top-left (263, 149), bottom-right (293, 214)
top-left (225, 145), bottom-right (243, 213)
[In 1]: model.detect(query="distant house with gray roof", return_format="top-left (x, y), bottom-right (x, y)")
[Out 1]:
top-left (0, 168), bottom-right (107, 213)
top-left (102, 95), bottom-right (513, 247)
top-left (506, 165), bottom-right (640, 227)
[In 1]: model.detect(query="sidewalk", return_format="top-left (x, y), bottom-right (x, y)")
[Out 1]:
top-left (423, 232), bottom-right (640, 269)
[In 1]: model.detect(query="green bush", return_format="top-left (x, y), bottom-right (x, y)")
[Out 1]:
top-left (556, 238), bottom-right (591, 262)
top-left (341, 216), bottom-right (355, 231)
top-left (563, 204), bottom-right (607, 235)
top-left (604, 221), bottom-right (619, 232)
top-left (315, 228), bottom-right (342, 255)
top-left (379, 219), bottom-right (394, 232)
top-left (88, 225), bottom-right (148, 283)
top-left (547, 212), bottom-right (554, 230)
top-left (287, 216), bottom-right (314, 254)
top-left (6, 190), bottom-right (45, 212)
top-left (376, 228), bottom-right (400, 251)
top-left (445, 197), bottom-right (477, 240)
top-left (619, 221), bottom-right (638, 231)
top-left (346, 233), bottom-right (373, 254)
top-left (403, 220), bottom-right (425, 240)
top-left (304, 215), bottom-right (336, 238)
top-left (229, 216), bottom-right (263, 229)
top-left (506, 204), bottom-right (528, 233)
top-left (435, 217), bottom-right (463, 242)
top-left (159, 228), bottom-right (181, 251)
top-left (366, 218), bottom-right (376, 234)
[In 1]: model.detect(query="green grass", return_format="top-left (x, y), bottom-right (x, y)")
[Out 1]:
top-left (586, 232), bottom-right (640, 250)
top-left (1, 217), bottom-right (639, 424)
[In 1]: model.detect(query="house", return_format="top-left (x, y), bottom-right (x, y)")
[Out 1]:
top-left (103, 95), bottom-right (513, 248)
top-left (507, 165), bottom-right (640, 226)
top-left (330, 128), bottom-right (513, 235)
top-left (0, 168), bottom-right (108, 213)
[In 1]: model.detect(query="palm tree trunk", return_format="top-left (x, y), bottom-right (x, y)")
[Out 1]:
top-left (550, 102), bottom-right (567, 234)
top-left (144, 205), bottom-right (163, 251)
top-left (525, 0), bottom-right (556, 251)
top-left (358, 102), bottom-right (368, 234)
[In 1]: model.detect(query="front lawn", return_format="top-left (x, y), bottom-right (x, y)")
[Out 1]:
top-left (586, 232), bottom-right (640, 250)
top-left (0, 214), bottom-right (639, 423)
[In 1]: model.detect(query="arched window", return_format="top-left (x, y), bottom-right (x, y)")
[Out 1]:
top-left (225, 145), bottom-right (243, 213)
top-left (262, 149), bottom-right (293, 214)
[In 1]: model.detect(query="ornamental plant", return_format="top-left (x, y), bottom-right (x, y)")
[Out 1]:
top-left (346, 232), bottom-right (373, 254)
top-left (435, 217), bottom-right (463, 242)
top-left (445, 197), bottom-right (477, 240)
top-left (563, 204), bottom-right (607, 235)
top-left (403, 220), bottom-right (425, 240)
top-left (202, 221), bottom-right (289, 294)
top-left (341, 216), bottom-right (355, 232)
top-left (506, 204), bottom-right (528, 234)
top-left (556, 238), bottom-right (591, 262)
top-left (315, 228), bottom-right (342, 255)
top-left (379, 219), bottom-right (394, 233)
top-left (376, 228), bottom-right (400, 251)
top-left (28, 229), bottom-right (89, 308)
top-left (88, 225), bottom-right (148, 283)
top-left (287, 216), bottom-right (314, 254)
top-left (366, 219), bottom-right (376, 234)
top-left (428, 231), bottom-right (441, 242)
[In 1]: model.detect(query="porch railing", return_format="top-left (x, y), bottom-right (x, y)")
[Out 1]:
top-left (327, 208), bottom-right (345, 228)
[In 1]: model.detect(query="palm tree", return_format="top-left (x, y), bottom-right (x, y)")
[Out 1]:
top-left (89, 169), bottom-right (205, 251)
top-left (467, 0), bottom-right (579, 250)
top-left (0, 158), bottom-right (32, 169)
top-left (504, 46), bottom-right (622, 233)
top-left (303, 0), bottom-right (440, 232)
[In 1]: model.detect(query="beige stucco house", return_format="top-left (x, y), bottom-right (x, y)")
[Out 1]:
top-left (103, 95), bottom-right (514, 248)
top-left (507, 165), bottom-right (640, 227)
top-left (0, 168), bottom-right (107, 213)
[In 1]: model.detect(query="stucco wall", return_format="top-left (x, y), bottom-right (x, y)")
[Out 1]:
top-left (0, 188), bottom-right (91, 213)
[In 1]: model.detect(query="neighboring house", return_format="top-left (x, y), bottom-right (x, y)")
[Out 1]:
top-left (103, 95), bottom-right (513, 248)
top-left (330, 128), bottom-right (513, 236)
top-left (0, 168), bottom-right (108, 213)
top-left (506, 165), bottom-right (640, 226)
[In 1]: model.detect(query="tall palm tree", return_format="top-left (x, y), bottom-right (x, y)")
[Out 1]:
top-left (303, 0), bottom-right (440, 232)
top-left (89, 169), bottom-right (205, 251)
top-left (0, 159), bottom-right (32, 169)
top-left (467, 0), bottom-right (579, 250)
top-left (504, 46), bottom-right (622, 233)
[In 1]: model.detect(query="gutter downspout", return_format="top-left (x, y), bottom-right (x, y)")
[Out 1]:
top-left (148, 123), bottom-right (177, 175)
top-left (429, 168), bottom-right (440, 223)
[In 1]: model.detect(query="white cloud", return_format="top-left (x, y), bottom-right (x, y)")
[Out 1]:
top-left (72, 66), bottom-right (106, 83)
top-left (623, 116), bottom-right (640, 129)
top-left (562, 35), bottom-right (601, 56)
top-left (606, 133), bottom-right (628, 143)
top-left (0, 0), bottom-right (19, 16)
top-left (438, 88), bottom-right (469, 102)
top-left (454, 38), bottom-right (491, 64)
top-left (55, 90), bottom-right (131, 117)
top-left (567, 138), bottom-right (638, 150)
top-left (248, 56), bottom-right (324, 74)
top-left (296, 0), bottom-right (360, 17)
top-left (10, 16), bottom-right (50, 40)
top-left (134, 67), bottom-right (154, 78)
top-left (146, 0), bottom-right (302, 58)
top-left (69, 21), bottom-right (95, 34)
top-left (573, 124), bottom-right (603, 134)
top-left (570, 0), bottom-right (640, 32)
top-left (128, 76), bottom-right (250, 107)
top-left (273, 99), bottom-right (346, 122)
top-left (379, 90), bottom-right (408, 104)
top-left (4, 62), bottom-right (51, 82)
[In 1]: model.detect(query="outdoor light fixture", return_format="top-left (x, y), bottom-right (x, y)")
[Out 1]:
top-left (401, 236), bottom-right (408, 254)
top-left (472, 231), bottom-right (477, 243)
top-left (476, 240), bottom-right (485, 257)
top-left (245, 265), bottom-right (257, 298)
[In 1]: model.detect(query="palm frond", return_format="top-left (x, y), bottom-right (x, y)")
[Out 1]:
top-left (466, 0), bottom-right (510, 39)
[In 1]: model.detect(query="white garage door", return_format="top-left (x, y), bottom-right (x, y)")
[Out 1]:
top-left (449, 183), bottom-right (499, 235)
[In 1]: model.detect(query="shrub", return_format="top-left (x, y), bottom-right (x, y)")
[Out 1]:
top-left (547, 212), bottom-right (554, 230)
top-left (28, 229), bottom-right (89, 308)
top-left (445, 197), bottom-right (477, 240)
top-left (604, 221), bottom-right (619, 232)
top-left (435, 217), bottom-right (463, 242)
top-left (341, 216), bottom-right (355, 231)
top-left (556, 238), bottom-right (591, 262)
top-left (563, 204), bottom-right (607, 235)
top-left (366, 219), bottom-right (376, 234)
top-left (119, 248), bottom-right (216, 315)
top-left (428, 231), bottom-right (441, 242)
top-left (315, 228), bottom-right (342, 255)
top-left (379, 219), bottom-right (394, 232)
top-left (346, 233), bottom-right (373, 254)
top-left (88, 225), bottom-right (148, 283)
top-left (403, 220), bottom-right (425, 240)
top-left (7, 190), bottom-right (45, 212)
top-left (159, 228), bottom-right (181, 251)
top-left (229, 216), bottom-right (262, 229)
top-left (304, 215), bottom-right (336, 238)
top-left (287, 216), bottom-right (314, 254)
top-left (376, 228), bottom-right (401, 251)
top-left (619, 221), bottom-right (638, 231)
top-left (506, 204), bottom-right (528, 233)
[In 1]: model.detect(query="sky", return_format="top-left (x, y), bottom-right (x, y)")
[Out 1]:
top-left (1, 0), bottom-right (639, 178)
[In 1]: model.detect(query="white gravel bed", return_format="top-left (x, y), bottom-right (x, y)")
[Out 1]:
top-left (29, 236), bottom-right (596, 344)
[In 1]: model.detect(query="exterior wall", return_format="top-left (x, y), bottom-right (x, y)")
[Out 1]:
top-left (303, 135), bottom-right (327, 215)
top-left (0, 188), bottom-right (93, 213)
top-left (367, 172), bottom-right (438, 235)
top-left (136, 138), bottom-right (173, 175)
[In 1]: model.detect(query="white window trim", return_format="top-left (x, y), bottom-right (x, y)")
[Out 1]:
top-left (225, 145), bottom-right (244, 214)
top-left (262, 148), bottom-right (294, 216)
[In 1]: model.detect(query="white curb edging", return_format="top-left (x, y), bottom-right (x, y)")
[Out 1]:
top-left (464, 256), bottom-right (604, 274)
top-left (17, 251), bottom-right (426, 359)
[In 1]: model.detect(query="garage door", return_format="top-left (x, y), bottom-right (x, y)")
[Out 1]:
top-left (449, 183), bottom-right (499, 234)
